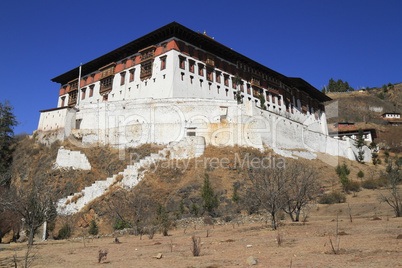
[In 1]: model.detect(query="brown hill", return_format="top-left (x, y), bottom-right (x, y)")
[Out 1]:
top-left (326, 84), bottom-right (402, 152)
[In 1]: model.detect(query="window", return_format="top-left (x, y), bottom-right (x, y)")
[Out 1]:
top-left (68, 90), bottom-right (77, 106)
top-left (139, 46), bottom-right (156, 80)
top-left (189, 60), bottom-right (195, 73)
top-left (198, 63), bottom-right (204, 76)
top-left (224, 74), bottom-right (229, 86)
top-left (216, 71), bottom-right (221, 83)
top-left (81, 88), bottom-right (86, 100)
top-left (160, 56), bottom-right (167, 70)
top-left (207, 69), bottom-right (213, 81)
top-left (99, 63), bottom-right (115, 79)
top-left (232, 77), bottom-right (237, 89)
top-left (120, 72), bottom-right (126, 86)
top-left (100, 76), bottom-right (114, 95)
top-left (103, 94), bottom-right (108, 101)
top-left (61, 96), bottom-right (66, 107)
top-left (140, 60), bottom-right (153, 80)
top-left (179, 56), bottom-right (186, 69)
top-left (129, 69), bottom-right (135, 82)
top-left (89, 85), bottom-right (94, 97)
top-left (206, 54), bottom-right (215, 66)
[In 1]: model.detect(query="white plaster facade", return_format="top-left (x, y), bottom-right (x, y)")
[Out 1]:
top-left (54, 147), bottom-right (91, 170)
top-left (37, 22), bottom-right (370, 162)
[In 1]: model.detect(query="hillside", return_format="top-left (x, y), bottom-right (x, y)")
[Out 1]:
top-left (1, 138), bottom-right (401, 267)
top-left (4, 138), bottom-right (389, 236)
top-left (326, 83), bottom-right (402, 152)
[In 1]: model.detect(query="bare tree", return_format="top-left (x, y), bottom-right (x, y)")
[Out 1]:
top-left (380, 161), bottom-right (402, 217)
top-left (247, 165), bottom-right (289, 230)
top-left (282, 161), bottom-right (319, 222)
top-left (12, 181), bottom-right (57, 245)
top-left (103, 189), bottom-right (156, 237)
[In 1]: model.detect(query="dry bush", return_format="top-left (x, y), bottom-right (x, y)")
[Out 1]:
top-left (191, 236), bottom-right (201, 257)
top-left (70, 193), bottom-right (83, 204)
top-left (98, 249), bottom-right (108, 263)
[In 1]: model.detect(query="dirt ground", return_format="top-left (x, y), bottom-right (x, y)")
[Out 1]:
top-left (1, 189), bottom-right (402, 268)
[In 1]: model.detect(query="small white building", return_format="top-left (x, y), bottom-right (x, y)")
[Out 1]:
top-left (382, 112), bottom-right (401, 119)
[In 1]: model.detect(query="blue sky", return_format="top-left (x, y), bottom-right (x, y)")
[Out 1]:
top-left (1, 0), bottom-right (401, 134)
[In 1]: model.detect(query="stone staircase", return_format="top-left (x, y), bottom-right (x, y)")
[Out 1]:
top-left (56, 137), bottom-right (205, 215)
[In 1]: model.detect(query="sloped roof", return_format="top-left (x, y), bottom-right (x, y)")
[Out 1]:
top-left (51, 22), bottom-right (330, 102)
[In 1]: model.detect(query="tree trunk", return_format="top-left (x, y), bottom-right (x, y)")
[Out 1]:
top-left (28, 226), bottom-right (35, 245)
top-left (271, 212), bottom-right (277, 230)
top-left (295, 209), bottom-right (301, 222)
top-left (42, 221), bottom-right (47, 241)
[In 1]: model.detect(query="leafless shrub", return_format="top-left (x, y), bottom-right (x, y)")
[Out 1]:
top-left (98, 249), bottom-right (108, 263)
top-left (246, 160), bottom-right (319, 229)
top-left (147, 225), bottom-right (156, 239)
top-left (347, 203), bottom-right (353, 223)
top-left (169, 239), bottom-right (174, 252)
top-left (276, 231), bottom-right (282, 247)
top-left (379, 162), bottom-right (402, 217)
top-left (327, 213), bottom-right (341, 254)
top-left (191, 236), bottom-right (201, 257)
top-left (206, 229), bottom-right (212, 238)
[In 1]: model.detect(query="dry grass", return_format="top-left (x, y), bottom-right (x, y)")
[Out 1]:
top-left (1, 212), bottom-right (401, 267)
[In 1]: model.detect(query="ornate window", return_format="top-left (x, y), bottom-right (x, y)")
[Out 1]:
top-left (67, 79), bottom-right (78, 106)
top-left (206, 54), bottom-right (215, 67)
top-left (140, 60), bottom-right (153, 80)
top-left (100, 76), bottom-right (114, 95)
top-left (139, 46), bottom-right (156, 80)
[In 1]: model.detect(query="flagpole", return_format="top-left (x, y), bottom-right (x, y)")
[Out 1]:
top-left (77, 63), bottom-right (82, 106)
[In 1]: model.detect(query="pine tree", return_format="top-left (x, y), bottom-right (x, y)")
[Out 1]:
top-left (89, 219), bottom-right (99, 235)
top-left (0, 101), bottom-right (17, 186)
top-left (354, 128), bottom-right (365, 163)
top-left (201, 174), bottom-right (219, 214)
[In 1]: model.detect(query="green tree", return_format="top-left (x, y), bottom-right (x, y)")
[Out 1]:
top-left (201, 174), bottom-right (219, 214)
top-left (354, 128), bottom-right (365, 163)
top-left (156, 203), bottom-right (171, 236)
top-left (336, 163), bottom-right (351, 191)
top-left (0, 101), bottom-right (18, 186)
top-left (370, 142), bottom-right (379, 165)
top-left (323, 78), bottom-right (354, 92)
top-left (232, 184), bottom-right (240, 203)
top-left (89, 219), bottom-right (99, 235)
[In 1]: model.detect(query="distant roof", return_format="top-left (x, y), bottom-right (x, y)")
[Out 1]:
top-left (334, 122), bottom-right (355, 125)
top-left (382, 112), bottom-right (400, 115)
top-left (329, 128), bottom-right (377, 139)
top-left (51, 22), bottom-right (331, 102)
